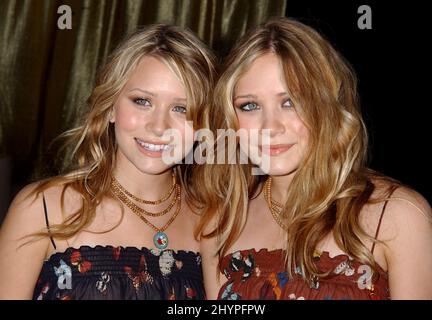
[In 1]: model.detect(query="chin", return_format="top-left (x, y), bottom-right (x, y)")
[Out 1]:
top-left (134, 161), bottom-right (174, 176)
top-left (262, 162), bottom-right (299, 177)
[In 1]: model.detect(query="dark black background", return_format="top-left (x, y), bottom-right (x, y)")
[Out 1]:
top-left (285, 1), bottom-right (431, 202)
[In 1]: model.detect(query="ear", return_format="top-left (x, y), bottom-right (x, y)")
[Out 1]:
top-left (109, 107), bottom-right (116, 123)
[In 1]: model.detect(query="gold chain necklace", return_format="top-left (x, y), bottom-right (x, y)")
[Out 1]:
top-left (263, 176), bottom-right (288, 230)
top-left (111, 180), bottom-right (179, 217)
top-left (110, 176), bottom-right (181, 250)
top-left (111, 172), bottom-right (175, 204)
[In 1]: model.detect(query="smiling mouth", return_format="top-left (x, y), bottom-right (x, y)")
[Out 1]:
top-left (134, 137), bottom-right (172, 152)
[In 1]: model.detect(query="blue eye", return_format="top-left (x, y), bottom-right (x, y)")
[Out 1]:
top-left (283, 98), bottom-right (294, 108)
top-left (133, 98), bottom-right (151, 106)
top-left (172, 105), bottom-right (187, 114)
top-left (239, 102), bottom-right (260, 112)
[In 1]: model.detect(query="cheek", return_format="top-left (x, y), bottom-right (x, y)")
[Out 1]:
top-left (115, 103), bottom-right (140, 132)
top-left (292, 116), bottom-right (309, 144)
top-left (165, 119), bottom-right (194, 156)
top-left (291, 119), bottom-right (309, 161)
top-left (182, 121), bottom-right (195, 151)
top-left (171, 119), bottom-right (191, 141)
top-left (236, 113), bottom-right (260, 130)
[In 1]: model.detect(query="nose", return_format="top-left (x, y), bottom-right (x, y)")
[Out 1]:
top-left (145, 108), bottom-right (170, 137)
top-left (262, 108), bottom-right (285, 137)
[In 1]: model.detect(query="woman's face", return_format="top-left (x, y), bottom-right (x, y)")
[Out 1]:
top-left (233, 52), bottom-right (309, 176)
top-left (111, 56), bottom-right (194, 175)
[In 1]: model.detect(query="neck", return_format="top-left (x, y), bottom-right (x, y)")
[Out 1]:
top-left (269, 172), bottom-right (296, 205)
top-left (113, 151), bottom-right (174, 201)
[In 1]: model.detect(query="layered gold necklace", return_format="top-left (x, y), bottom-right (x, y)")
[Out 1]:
top-left (111, 172), bottom-right (181, 250)
top-left (263, 176), bottom-right (288, 230)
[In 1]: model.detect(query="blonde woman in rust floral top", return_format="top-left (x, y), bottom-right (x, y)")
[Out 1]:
top-left (198, 18), bottom-right (432, 300)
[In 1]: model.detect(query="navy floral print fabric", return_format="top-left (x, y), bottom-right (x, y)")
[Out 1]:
top-left (32, 245), bottom-right (204, 300)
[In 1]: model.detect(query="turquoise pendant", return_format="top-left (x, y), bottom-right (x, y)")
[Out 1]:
top-left (153, 231), bottom-right (168, 250)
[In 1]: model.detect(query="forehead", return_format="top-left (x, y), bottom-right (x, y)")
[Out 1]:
top-left (234, 53), bottom-right (288, 94)
top-left (125, 56), bottom-right (185, 93)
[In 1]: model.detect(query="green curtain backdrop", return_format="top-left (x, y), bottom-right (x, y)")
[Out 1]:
top-left (0, 0), bottom-right (286, 190)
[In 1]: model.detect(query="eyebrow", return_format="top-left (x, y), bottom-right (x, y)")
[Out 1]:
top-left (234, 92), bottom-right (289, 100)
top-left (129, 88), bottom-right (156, 96)
top-left (128, 88), bottom-right (187, 102)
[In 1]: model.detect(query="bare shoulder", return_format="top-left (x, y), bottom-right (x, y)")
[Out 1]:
top-left (386, 186), bottom-right (431, 238)
top-left (1, 179), bottom-right (84, 249)
top-left (40, 180), bottom-right (83, 225)
top-left (3, 181), bottom-right (49, 235)
top-left (2, 180), bottom-right (72, 242)
top-left (368, 180), bottom-right (432, 256)
top-left (0, 180), bottom-right (68, 298)
top-left (373, 181), bottom-right (431, 233)
top-left (388, 185), bottom-right (431, 218)
top-left (356, 179), bottom-right (431, 249)
top-left (367, 181), bottom-right (432, 298)
top-left (371, 177), bottom-right (430, 211)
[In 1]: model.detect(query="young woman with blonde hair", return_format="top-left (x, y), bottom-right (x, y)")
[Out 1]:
top-left (198, 17), bottom-right (432, 300)
top-left (0, 24), bottom-right (216, 300)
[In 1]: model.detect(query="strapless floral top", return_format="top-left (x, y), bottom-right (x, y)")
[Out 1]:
top-left (218, 248), bottom-right (390, 300)
top-left (32, 245), bottom-right (204, 300)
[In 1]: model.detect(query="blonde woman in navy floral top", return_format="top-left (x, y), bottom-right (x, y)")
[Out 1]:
top-left (0, 24), bottom-right (215, 300)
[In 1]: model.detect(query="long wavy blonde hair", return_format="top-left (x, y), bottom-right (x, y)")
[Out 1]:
top-left (26, 24), bottom-right (216, 243)
top-left (196, 17), bottom-right (401, 284)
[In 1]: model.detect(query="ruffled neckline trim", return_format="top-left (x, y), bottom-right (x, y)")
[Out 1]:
top-left (44, 244), bottom-right (201, 262)
top-left (222, 247), bottom-right (387, 275)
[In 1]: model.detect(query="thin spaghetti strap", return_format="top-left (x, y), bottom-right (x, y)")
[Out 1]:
top-left (42, 193), bottom-right (57, 250)
top-left (371, 186), bottom-right (399, 254)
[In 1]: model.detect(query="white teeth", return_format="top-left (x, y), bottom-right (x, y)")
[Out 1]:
top-left (135, 138), bottom-right (170, 151)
